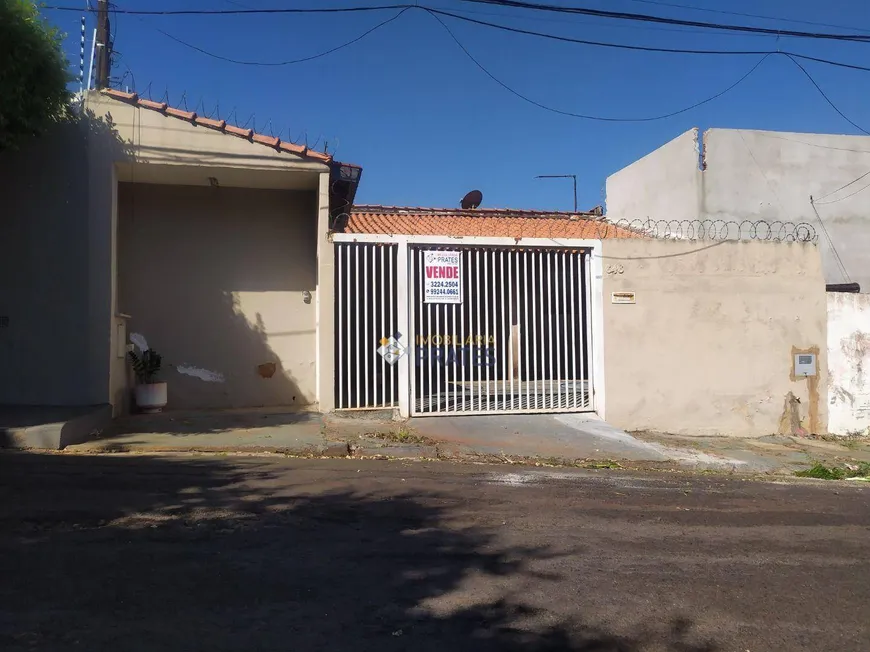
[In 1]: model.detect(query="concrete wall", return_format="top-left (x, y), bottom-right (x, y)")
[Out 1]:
top-left (605, 128), bottom-right (870, 292)
top-left (0, 122), bottom-right (93, 405)
top-left (827, 292), bottom-right (870, 435)
top-left (602, 239), bottom-right (827, 437)
top-left (605, 128), bottom-right (702, 224)
top-left (118, 183), bottom-right (318, 409)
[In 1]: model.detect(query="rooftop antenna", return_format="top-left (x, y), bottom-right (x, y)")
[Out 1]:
top-left (535, 174), bottom-right (577, 213)
top-left (460, 189), bottom-right (483, 209)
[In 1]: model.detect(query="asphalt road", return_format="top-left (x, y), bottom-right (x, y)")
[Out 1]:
top-left (1, 453), bottom-right (868, 652)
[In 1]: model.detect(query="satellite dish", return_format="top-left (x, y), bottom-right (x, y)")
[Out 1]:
top-left (460, 189), bottom-right (483, 209)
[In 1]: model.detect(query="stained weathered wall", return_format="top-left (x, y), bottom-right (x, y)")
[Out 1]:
top-left (605, 128), bottom-right (870, 292)
top-left (117, 182), bottom-right (319, 409)
top-left (602, 239), bottom-right (827, 436)
top-left (827, 293), bottom-right (870, 435)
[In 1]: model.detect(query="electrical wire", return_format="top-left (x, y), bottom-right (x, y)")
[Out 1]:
top-left (426, 9), bottom-right (772, 122)
top-left (623, 0), bottom-right (870, 34)
top-left (814, 178), bottom-right (870, 205)
top-left (814, 169), bottom-right (870, 202)
top-left (462, 0), bottom-right (870, 43)
top-left (810, 200), bottom-right (852, 282)
top-left (152, 8), bottom-right (409, 66)
top-left (46, 4), bottom-right (409, 16)
top-left (782, 54), bottom-right (870, 136)
top-left (439, 3), bottom-right (772, 38)
top-left (428, 9), bottom-right (870, 130)
top-left (428, 7), bottom-right (870, 72)
top-left (752, 132), bottom-right (870, 155)
top-left (45, 3), bottom-right (870, 73)
top-left (46, 1), bottom-right (870, 43)
top-left (816, 179), bottom-right (870, 204)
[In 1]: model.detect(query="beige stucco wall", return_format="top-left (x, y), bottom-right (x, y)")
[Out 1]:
top-left (118, 182), bottom-right (318, 409)
top-left (0, 91), bottom-right (330, 412)
top-left (602, 239), bottom-right (827, 436)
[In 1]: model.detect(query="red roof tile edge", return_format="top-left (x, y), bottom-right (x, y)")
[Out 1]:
top-left (101, 88), bottom-right (333, 164)
top-left (344, 206), bottom-right (645, 239)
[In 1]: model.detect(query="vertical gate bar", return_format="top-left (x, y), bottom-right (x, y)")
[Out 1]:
top-left (397, 242), bottom-right (411, 417)
top-left (422, 250), bottom-right (429, 413)
top-left (530, 250), bottom-right (539, 410)
top-left (576, 252), bottom-right (586, 409)
top-left (463, 249), bottom-right (470, 412)
top-left (435, 289), bottom-right (441, 413)
top-left (388, 245), bottom-right (395, 406)
top-left (378, 246), bottom-right (385, 406)
top-left (337, 244), bottom-right (344, 409)
top-left (584, 250), bottom-right (594, 409)
top-left (509, 250), bottom-right (517, 410)
top-left (546, 250), bottom-right (554, 408)
top-left (475, 248), bottom-right (483, 412)
top-left (572, 251), bottom-right (580, 409)
top-left (425, 252), bottom-right (433, 414)
top-left (556, 251), bottom-right (564, 410)
top-left (451, 279), bottom-right (458, 413)
top-left (523, 250), bottom-right (531, 411)
top-left (560, 251), bottom-right (568, 409)
top-left (364, 245), bottom-right (370, 407)
top-left (342, 244), bottom-right (353, 408)
top-left (483, 248), bottom-right (490, 412)
top-left (500, 249), bottom-right (508, 411)
top-left (354, 246), bottom-right (361, 408)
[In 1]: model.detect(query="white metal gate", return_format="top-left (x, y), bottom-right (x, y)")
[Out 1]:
top-left (333, 235), bottom-right (600, 418)
top-left (409, 245), bottom-right (594, 415)
top-left (334, 241), bottom-right (400, 410)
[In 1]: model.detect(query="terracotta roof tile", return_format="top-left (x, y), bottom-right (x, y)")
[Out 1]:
top-left (138, 99), bottom-right (167, 111)
top-left (224, 124), bottom-right (254, 139)
top-left (165, 106), bottom-right (196, 121)
top-left (100, 88), bottom-right (333, 164)
top-left (252, 133), bottom-right (280, 148)
top-left (194, 116), bottom-right (226, 129)
top-left (344, 205), bottom-right (644, 240)
top-left (279, 141), bottom-right (307, 155)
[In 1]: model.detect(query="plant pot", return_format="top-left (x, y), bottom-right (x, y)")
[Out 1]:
top-left (134, 382), bottom-right (167, 413)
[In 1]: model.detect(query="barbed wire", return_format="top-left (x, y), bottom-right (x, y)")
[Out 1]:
top-left (603, 218), bottom-right (818, 243)
top-left (333, 214), bottom-right (819, 243)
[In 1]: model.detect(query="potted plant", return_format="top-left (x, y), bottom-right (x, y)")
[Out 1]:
top-left (128, 348), bottom-right (167, 412)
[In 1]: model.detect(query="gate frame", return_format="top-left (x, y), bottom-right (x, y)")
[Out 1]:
top-left (331, 233), bottom-right (605, 419)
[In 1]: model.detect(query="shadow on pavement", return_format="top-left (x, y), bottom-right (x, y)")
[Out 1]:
top-left (0, 452), bottom-right (716, 651)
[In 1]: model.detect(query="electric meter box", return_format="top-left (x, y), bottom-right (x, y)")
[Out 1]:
top-left (794, 353), bottom-right (817, 377)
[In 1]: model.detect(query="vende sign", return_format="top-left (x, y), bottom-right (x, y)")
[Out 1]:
top-left (423, 250), bottom-right (462, 304)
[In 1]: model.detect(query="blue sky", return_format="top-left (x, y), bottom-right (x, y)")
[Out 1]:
top-left (44, 1), bottom-right (870, 211)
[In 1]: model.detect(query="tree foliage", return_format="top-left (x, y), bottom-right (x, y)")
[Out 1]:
top-left (0, 0), bottom-right (71, 151)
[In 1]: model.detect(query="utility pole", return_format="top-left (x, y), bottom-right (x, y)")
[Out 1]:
top-left (535, 174), bottom-right (578, 213)
top-left (94, 0), bottom-right (112, 89)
